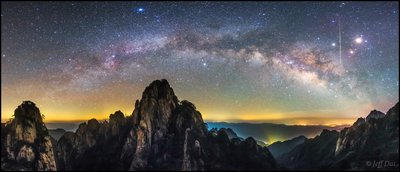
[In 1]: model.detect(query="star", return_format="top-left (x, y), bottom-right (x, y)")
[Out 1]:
top-left (1, 1), bottom-right (397, 129)
top-left (355, 37), bottom-right (363, 44)
top-left (136, 7), bottom-right (144, 13)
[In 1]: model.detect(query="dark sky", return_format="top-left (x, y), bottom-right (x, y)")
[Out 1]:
top-left (1, 2), bottom-right (398, 125)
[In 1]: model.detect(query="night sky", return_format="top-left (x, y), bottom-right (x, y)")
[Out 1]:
top-left (1, 2), bottom-right (399, 125)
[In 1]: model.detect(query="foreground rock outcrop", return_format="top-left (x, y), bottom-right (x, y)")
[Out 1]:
top-left (56, 111), bottom-right (133, 170)
top-left (1, 101), bottom-right (57, 171)
top-left (56, 79), bottom-right (277, 170)
top-left (332, 103), bottom-right (399, 170)
top-left (3, 80), bottom-right (397, 171)
top-left (277, 102), bottom-right (399, 170)
top-left (277, 129), bottom-right (339, 170)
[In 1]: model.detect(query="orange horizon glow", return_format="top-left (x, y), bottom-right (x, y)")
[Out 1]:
top-left (1, 1), bottom-right (399, 151)
top-left (1, 110), bottom-right (356, 127)
top-left (1, 84), bottom-right (396, 126)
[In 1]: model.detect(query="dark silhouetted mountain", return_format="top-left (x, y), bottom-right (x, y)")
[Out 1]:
top-left (1, 101), bottom-right (57, 171)
top-left (256, 140), bottom-right (268, 147)
top-left (56, 79), bottom-right (277, 170)
top-left (206, 122), bottom-right (347, 145)
top-left (210, 127), bottom-right (268, 147)
top-left (48, 128), bottom-right (66, 141)
top-left (277, 129), bottom-right (339, 170)
top-left (277, 102), bottom-right (399, 170)
top-left (3, 80), bottom-right (398, 171)
top-left (56, 111), bottom-right (133, 170)
top-left (365, 110), bottom-right (385, 122)
top-left (331, 103), bottom-right (399, 170)
top-left (267, 135), bottom-right (307, 159)
top-left (217, 128), bottom-right (239, 139)
top-left (46, 122), bottom-right (80, 132)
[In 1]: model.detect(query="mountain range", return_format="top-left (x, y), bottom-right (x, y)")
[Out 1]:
top-left (1, 79), bottom-right (276, 170)
top-left (276, 103), bottom-right (399, 170)
top-left (206, 122), bottom-right (348, 145)
top-left (1, 79), bottom-right (398, 170)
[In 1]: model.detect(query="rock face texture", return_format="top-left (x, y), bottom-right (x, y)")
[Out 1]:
top-left (277, 129), bottom-right (339, 170)
top-left (277, 102), bottom-right (399, 170)
top-left (332, 103), bottom-right (399, 170)
top-left (1, 101), bottom-right (57, 171)
top-left (215, 128), bottom-right (240, 139)
top-left (56, 79), bottom-right (277, 170)
top-left (3, 80), bottom-right (397, 171)
top-left (128, 79), bottom-right (181, 170)
top-left (56, 112), bottom-right (133, 170)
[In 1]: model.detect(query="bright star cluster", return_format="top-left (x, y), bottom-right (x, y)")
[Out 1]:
top-left (1, 2), bottom-right (398, 125)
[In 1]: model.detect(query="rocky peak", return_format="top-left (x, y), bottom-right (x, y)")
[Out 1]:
top-left (55, 79), bottom-right (277, 170)
top-left (366, 109), bottom-right (385, 122)
top-left (109, 110), bottom-right (127, 136)
top-left (14, 101), bottom-right (43, 128)
top-left (9, 101), bottom-right (50, 145)
top-left (141, 79), bottom-right (178, 104)
top-left (169, 100), bottom-right (208, 135)
top-left (319, 129), bottom-right (338, 138)
top-left (242, 137), bottom-right (259, 152)
top-left (216, 129), bottom-right (231, 143)
top-left (218, 128), bottom-right (239, 139)
top-left (132, 79), bottom-right (179, 137)
top-left (353, 117), bottom-right (365, 126)
top-left (1, 101), bottom-right (57, 171)
top-left (386, 102), bottom-right (399, 118)
top-left (55, 110), bottom-right (133, 170)
top-left (129, 79), bottom-right (181, 169)
top-left (332, 103), bottom-right (399, 169)
top-left (110, 110), bottom-right (125, 122)
top-left (73, 119), bottom-right (102, 149)
top-left (87, 118), bottom-right (100, 131)
top-left (295, 135), bottom-right (307, 140)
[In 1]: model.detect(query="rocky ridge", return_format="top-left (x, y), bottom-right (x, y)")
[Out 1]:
top-left (1, 101), bottom-right (57, 171)
top-left (55, 79), bottom-right (277, 170)
top-left (2, 80), bottom-right (397, 171)
top-left (277, 102), bottom-right (399, 170)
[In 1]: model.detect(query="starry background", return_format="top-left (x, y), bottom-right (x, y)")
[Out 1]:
top-left (1, 2), bottom-right (399, 125)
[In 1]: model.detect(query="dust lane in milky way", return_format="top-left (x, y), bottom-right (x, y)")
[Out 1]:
top-left (1, 2), bottom-right (398, 125)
